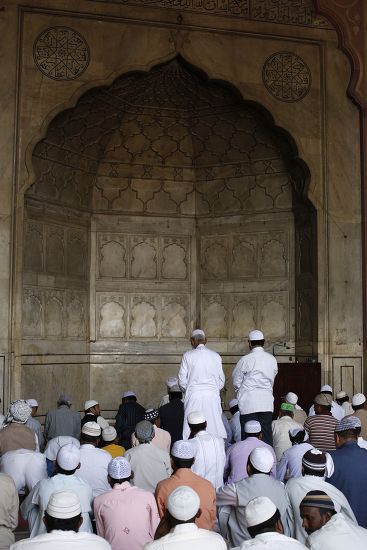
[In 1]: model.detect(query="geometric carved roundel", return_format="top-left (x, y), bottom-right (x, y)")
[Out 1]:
top-left (33, 27), bottom-right (90, 81)
top-left (262, 51), bottom-right (311, 103)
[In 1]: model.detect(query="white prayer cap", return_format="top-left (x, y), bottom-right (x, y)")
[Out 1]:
top-left (244, 496), bottom-right (277, 528)
top-left (245, 420), bottom-right (261, 434)
top-left (352, 393), bottom-right (366, 406)
top-left (191, 329), bottom-right (205, 339)
top-left (102, 426), bottom-right (117, 442)
top-left (187, 411), bottom-right (206, 425)
top-left (248, 329), bottom-right (264, 341)
top-left (44, 436), bottom-right (80, 461)
top-left (167, 486), bottom-right (200, 520)
top-left (26, 399), bottom-right (38, 408)
top-left (56, 443), bottom-right (80, 470)
top-left (249, 447), bottom-right (274, 473)
top-left (336, 391), bottom-right (347, 399)
top-left (81, 421), bottom-right (101, 437)
top-left (122, 390), bottom-right (136, 398)
top-left (84, 399), bottom-right (98, 410)
top-left (285, 392), bottom-right (298, 405)
top-left (166, 377), bottom-right (178, 388)
top-left (46, 491), bottom-right (81, 519)
top-left (320, 385), bottom-right (333, 393)
top-left (98, 417), bottom-right (110, 430)
top-left (229, 399), bottom-right (238, 409)
top-left (171, 440), bottom-right (194, 459)
top-left (108, 457), bottom-right (131, 479)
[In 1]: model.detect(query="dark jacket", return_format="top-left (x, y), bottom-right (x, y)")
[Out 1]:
top-left (159, 399), bottom-right (184, 446)
top-left (115, 401), bottom-right (145, 449)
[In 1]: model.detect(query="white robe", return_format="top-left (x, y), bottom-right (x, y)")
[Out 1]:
top-left (144, 523), bottom-right (227, 550)
top-left (0, 449), bottom-right (47, 494)
top-left (20, 473), bottom-right (93, 537)
top-left (191, 430), bottom-right (226, 489)
top-left (306, 512), bottom-right (367, 550)
top-left (233, 532), bottom-right (308, 550)
top-left (10, 530), bottom-right (111, 550)
top-left (178, 344), bottom-right (226, 439)
top-left (285, 475), bottom-right (357, 544)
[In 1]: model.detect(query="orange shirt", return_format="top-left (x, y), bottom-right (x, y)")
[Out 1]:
top-left (103, 444), bottom-right (125, 458)
top-left (155, 468), bottom-right (216, 530)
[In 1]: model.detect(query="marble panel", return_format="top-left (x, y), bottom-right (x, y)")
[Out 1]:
top-left (130, 237), bottom-right (157, 280)
top-left (161, 238), bottom-right (188, 280)
top-left (130, 295), bottom-right (158, 338)
top-left (24, 221), bottom-right (43, 273)
top-left (98, 234), bottom-right (127, 278)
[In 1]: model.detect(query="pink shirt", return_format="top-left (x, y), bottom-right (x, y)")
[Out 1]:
top-left (224, 437), bottom-right (276, 484)
top-left (94, 482), bottom-right (160, 550)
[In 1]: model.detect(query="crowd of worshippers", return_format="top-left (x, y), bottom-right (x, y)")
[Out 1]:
top-left (1, 331), bottom-right (367, 549)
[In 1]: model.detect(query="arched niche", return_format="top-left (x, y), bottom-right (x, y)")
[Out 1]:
top-left (23, 56), bottom-right (317, 369)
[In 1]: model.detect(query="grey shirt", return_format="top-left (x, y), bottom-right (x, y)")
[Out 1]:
top-left (216, 473), bottom-right (293, 547)
top-left (44, 405), bottom-right (81, 442)
top-left (26, 417), bottom-right (44, 450)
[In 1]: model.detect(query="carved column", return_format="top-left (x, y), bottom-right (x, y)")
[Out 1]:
top-left (315, 1), bottom-right (367, 383)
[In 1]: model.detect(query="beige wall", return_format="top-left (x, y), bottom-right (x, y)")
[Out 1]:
top-left (0, 0), bottom-right (362, 413)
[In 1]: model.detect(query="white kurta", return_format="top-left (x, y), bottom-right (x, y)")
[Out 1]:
top-left (10, 530), bottom-right (111, 550)
top-left (43, 436), bottom-right (80, 461)
top-left (233, 532), bottom-right (308, 550)
top-left (0, 449), bottom-right (47, 494)
top-left (272, 417), bottom-right (304, 462)
top-left (306, 512), bottom-right (367, 550)
top-left (20, 473), bottom-right (93, 537)
top-left (78, 444), bottom-right (111, 498)
top-left (285, 475), bottom-right (357, 544)
top-left (143, 523), bottom-right (227, 550)
top-left (191, 430), bottom-right (226, 488)
top-left (232, 347), bottom-right (278, 414)
top-left (178, 344), bottom-right (226, 439)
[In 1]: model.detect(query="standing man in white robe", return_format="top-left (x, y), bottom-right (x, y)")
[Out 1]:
top-left (178, 329), bottom-right (226, 440)
top-left (232, 329), bottom-right (278, 446)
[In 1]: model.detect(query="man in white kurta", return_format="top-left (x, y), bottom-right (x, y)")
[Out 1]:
top-left (77, 422), bottom-right (111, 498)
top-left (231, 496), bottom-right (307, 550)
top-left (144, 486), bottom-right (227, 550)
top-left (188, 412), bottom-right (225, 489)
top-left (0, 449), bottom-right (47, 494)
top-left (272, 404), bottom-right (303, 463)
top-left (12, 491), bottom-right (111, 550)
top-left (305, 512), bottom-right (367, 550)
top-left (21, 443), bottom-right (93, 537)
top-left (232, 330), bottom-right (278, 446)
top-left (286, 449), bottom-right (356, 544)
top-left (178, 329), bottom-right (226, 440)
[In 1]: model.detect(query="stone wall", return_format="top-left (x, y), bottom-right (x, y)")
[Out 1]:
top-left (0, 0), bottom-right (361, 412)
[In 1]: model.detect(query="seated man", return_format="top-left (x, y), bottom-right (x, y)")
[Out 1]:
top-left (115, 391), bottom-right (145, 450)
top-left (77, 422), bottom-right (111, 498)
top-left (94, 457), bottom-right (160, 550)
top-left (155, 440), bottom-right (216, 530)
top-left (276, 428), bottom-right (313, 482)
top-left (43, 435), bottom-right (80, 477)
top-left (44, 395), bottom-right (81, 442)
top-left (236, 496), bottom-right (307, 549)
top-left (0, 473), bottom-right (18, 550)
top-left (284, 393), bottom-right (307, 426)
top-left (26, 399), bottom-right (44, 450)
top-left (131, 409), bottom-right (171, 453)
top-left (81, 400), bottom-right (109, 429)
top-left (224, 420), bottom-right (276, 484)
top-left (0, 400), bottom-right (36, 454)
top-left (0, 449), bottom-right (47, 494)
top-left (216, 447), bottom-right (293, 547)
top-left (12, 491), bottom-right (111, 549)
top-left (21, 443), bottom-right (93, 537)
top-left (101, 427), bottom-right (125, 458)
top-left (228, 399), bottom-right (241, 444)
top-left (145, 486), bottom-right (227, 550)
top-left (286, 449), bottom-right (356, 544)
top-left (272, 403), bottom-right (303, 463)
top-left (300, 490), bottom-right (367, 550)
top-left (188, 411), bottom-right (226, 489)
top-left (124, 420), bottom-right (171, 493)
top-left (159, 383), bottom-right (184, 445)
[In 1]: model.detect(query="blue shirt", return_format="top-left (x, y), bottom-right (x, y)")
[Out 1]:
top-left (327, 440), bottom-right (367, 527)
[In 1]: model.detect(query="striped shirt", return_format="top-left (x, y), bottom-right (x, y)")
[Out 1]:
top-left (304, 414), bottom-right (337, 451)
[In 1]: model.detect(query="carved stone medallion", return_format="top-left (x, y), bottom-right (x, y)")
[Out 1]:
top-left (33, 27), bottom-right (90, 81)
top-left (262, 52), bottom-right (311, 102)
